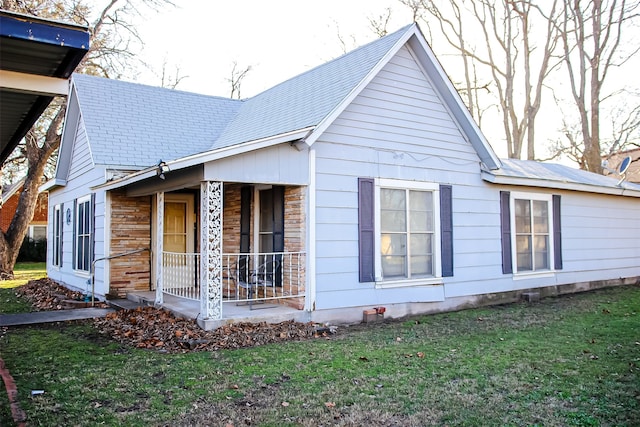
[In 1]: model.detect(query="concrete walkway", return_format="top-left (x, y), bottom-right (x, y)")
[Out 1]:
top-left (0, 307), bottom-right (115, 327)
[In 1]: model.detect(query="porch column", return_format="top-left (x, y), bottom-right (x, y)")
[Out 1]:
top-left (200, 180), bottom-right (223, 320)
top-left (155, 191), bottom-right (164, 305)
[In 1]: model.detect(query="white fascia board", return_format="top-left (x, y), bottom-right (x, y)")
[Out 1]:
top-left (0, 70), bottom-right (69, 96)
top-left (406, 31), bottom-right (501, 170)
top-left (304, 27), bottom-right (416, 147)
top-left (40, 178), bottom-right (67, 192)
top-left (93, 127), bottom-right (314, 192)
top-left (481, 171), bottom-right (640, 198)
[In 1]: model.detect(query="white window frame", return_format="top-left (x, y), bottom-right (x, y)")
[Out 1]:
top-left (53, 205), bottom-right (62, 267)
top-left (374, 178), bottom-right (442, 287)
top-left (75, 195), bottom-right (92, 273)
top-left (29, 225), bottom-right (47, 240)
top-left (509, 191), bottom-right (555, 278)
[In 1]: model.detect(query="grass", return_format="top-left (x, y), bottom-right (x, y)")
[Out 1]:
top-left (0, 262), bottom-right (45, 314)
top-left (0, 262), bottom-right (46, 289)
top-left (1, 284), bottom-right (639, 426)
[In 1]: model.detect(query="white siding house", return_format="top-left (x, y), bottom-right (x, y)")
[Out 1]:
top-left (44, 23), bottom-right (640, 330)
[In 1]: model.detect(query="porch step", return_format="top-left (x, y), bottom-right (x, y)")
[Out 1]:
top-left (107, 298), bottom-right (147, 311)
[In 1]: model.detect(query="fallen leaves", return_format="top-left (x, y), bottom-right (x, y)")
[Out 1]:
top-left (94, 306), bottom-right (320, 353)
top-left (14, 278), bottom-right (334, 353)
top-left (15, 278), bottom-right (108, 310)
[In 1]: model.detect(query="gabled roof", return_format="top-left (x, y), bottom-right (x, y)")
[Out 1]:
top-left (212, 24), bottom-right (412, 150)
top-left (1, 176), bottom-right (25, 206)
top-left (56, 22), bottom-right (501, 191)
top-left (71, 74), bottom-right (242, 169)
top-left (482, 159), bottom-right (640, 197)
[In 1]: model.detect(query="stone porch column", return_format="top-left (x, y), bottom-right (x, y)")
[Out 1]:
top-left (155, 191), bottom-right (164, 305)
top-left (200, 181), bottom-right (223, 320)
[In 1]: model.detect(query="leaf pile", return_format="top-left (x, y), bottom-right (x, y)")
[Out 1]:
top-left (15, 278), bottom-right (107, 310)
top-left (94, 306), bottom-right (319, 353)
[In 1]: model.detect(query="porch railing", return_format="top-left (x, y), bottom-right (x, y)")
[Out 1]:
top-left (162, 251), bottom-right (306, 308)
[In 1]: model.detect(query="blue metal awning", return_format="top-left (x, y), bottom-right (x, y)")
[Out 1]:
top-left (0, 9), bottom-right (90, 164)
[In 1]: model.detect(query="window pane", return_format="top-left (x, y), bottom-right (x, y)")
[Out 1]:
top-left (381, 189), bottom-right (406, 232)
top-left (381, 233), bottom-right (406, 256)
top-left (534, 235), bottom-right (549, 269)
top-left (78, 203), bottom-right (85, 234)
top-left (533, 200), bottom-right (549, 233)
top-left (32, 226), bottom-right (47, 240)
top-left (382, 255), bottom-right (406, 277)
top-left (516, 235), bottom-right (532, 271)
top-left (83, 202), bottom-right (90, 232)
top-left (410, 233), bottom-right (433, 276)
top-left (83, 236), bottom-right (90, 270)
top-left (259, 189), bottom-right (273, 233)
top-left (411, 255), bottom-right (432, 276)
top-left (260, 234), bottom-right (273, 253)
top-left (410, 233), bottom-right (431, 256)
top-left (514, 199), bottom-right (531, 233)
top-left (409, 190), bottom-right (433, 232)
top-left (381, 233), bottom-right (406, 278)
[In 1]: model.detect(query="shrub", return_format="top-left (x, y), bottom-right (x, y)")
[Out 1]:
top-left (18, 237), bottom-right (47, 262)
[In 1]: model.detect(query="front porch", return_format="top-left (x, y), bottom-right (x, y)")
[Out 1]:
top-left (108, 179), bottom-right (309, 329)
top-left (126, 291), bottom-right (309, 330)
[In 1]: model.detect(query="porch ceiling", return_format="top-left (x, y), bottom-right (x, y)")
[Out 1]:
top-left (0, 10), bottom-right (89, 164)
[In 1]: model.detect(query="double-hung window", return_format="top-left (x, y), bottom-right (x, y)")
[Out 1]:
top-left (500, 191), bottom-right (562, 275)
top-left (379, 185), bottom-right (438, 279)
top-left (359, 178), bottom-right (453, 285)
top-left (53, 204), bottom-right (62, 267)
top-left (75, 195), bottom-right (92, 272)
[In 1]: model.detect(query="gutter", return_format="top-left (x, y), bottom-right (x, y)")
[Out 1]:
top-left (481, 170), bottom-right (640, 198)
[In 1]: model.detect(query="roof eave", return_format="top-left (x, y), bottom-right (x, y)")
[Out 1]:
top-left (93, 127), bottom-right (315, 192)
top-left (481, 170), bottom-right (640, 198)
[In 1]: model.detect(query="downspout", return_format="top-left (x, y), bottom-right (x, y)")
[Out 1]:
top-left (90, 247), bottom-right (150, 306)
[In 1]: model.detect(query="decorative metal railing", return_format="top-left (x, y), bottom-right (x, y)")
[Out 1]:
top-left (162, 251), bottom-right (306, 308)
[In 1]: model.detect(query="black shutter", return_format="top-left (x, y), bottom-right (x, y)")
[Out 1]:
top-left (552, 194), bottom-right (563, 270)
top-left (90, 193), bottom-right (96, 269)
top-left (239, 186), bottom-right (252, 282)
top-left (358, 178), bottom-right (375, 282)
top-left (72, 199), bottom-right (77, 270)
top-left (59, 203), bottom-right (64, 268)
top-left (500, 191), bottom-right (512, 274)
top-left (440, 184), bottom-right (454, 277)
top-left (272, 186), bottom-right (285, 287)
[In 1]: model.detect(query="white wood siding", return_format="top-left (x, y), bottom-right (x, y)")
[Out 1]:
top-left (47, 113), bottom-right (108, 296)
top-left (312, 45), bottom-right (640, 310)
top-left (204, 143), bottom-right (309, 185)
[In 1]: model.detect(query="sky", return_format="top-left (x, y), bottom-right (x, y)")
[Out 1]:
top-left (126, 1), bottom-right (639, 162)
top-left (130, 0), bottom-right (414, 98)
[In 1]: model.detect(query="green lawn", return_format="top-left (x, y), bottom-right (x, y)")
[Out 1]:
top-left (0, 262), bottom-right (46, 314)
top-left (0, 262), bottom-right (46, 289)
top-left (1, 284), bottom-right (639, 426)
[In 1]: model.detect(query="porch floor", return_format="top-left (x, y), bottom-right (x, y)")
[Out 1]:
top-left (126, 292), bottom-right (308, 329)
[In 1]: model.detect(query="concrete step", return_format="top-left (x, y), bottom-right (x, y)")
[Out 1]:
top-left (106, 298), bottom-right (146, 311)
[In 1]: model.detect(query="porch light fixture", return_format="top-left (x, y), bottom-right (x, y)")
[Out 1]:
top-left (157, 160), bottom-right (170, 180)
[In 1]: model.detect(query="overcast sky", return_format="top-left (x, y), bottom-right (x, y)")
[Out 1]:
top-left (127, 1), bottom-right (639, 162)
top-left (131, 0), bottom-right (413, 98)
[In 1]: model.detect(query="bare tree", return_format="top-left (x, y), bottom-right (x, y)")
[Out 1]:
top-left (226, 61), bottom-right (253, 100)
top-left (403, 0), bottom-right (561, 160)
top-left (558, 0), bottom-right (640, 173)
top-left (0, 0), bottom-right (174, 278)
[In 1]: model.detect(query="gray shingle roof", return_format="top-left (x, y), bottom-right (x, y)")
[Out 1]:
top-left (72, 74), bottom-right (242, 168)
top-left (212, 24), bottom-right (413, 149)
top-left (487, 158), bottom-right (640, 194)
top-left (70, 25), bottom-right (414, 168)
